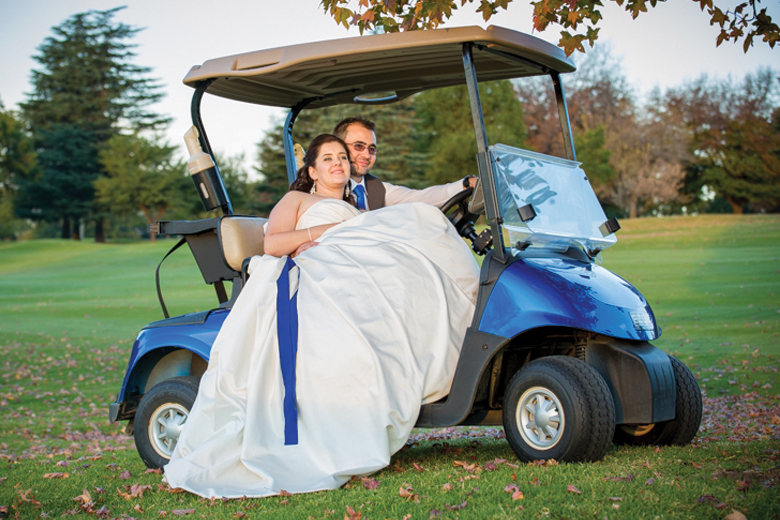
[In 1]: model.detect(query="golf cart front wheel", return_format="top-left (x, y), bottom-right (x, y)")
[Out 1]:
top-left (503, 356), bottom-right (615, 463)
top-left (134, 376), bottom-right (200, 469)
top-left (613, 355), bottom-right (702, 446)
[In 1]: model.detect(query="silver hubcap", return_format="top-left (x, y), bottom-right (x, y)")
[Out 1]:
top-left (148, 403), bottom-right (188, 458)
top-left (516, 386), bottom-right (565, 450)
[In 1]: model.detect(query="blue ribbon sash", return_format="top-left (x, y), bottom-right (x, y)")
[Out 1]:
top-left (275, 257), bottom-right (299, 445)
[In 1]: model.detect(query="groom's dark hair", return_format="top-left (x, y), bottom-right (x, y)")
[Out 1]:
top-left (333, 117), bottom-right (375, 141)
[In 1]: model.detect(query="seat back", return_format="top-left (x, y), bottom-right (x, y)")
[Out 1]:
top-left (218, 216), bottom-right (268, 272)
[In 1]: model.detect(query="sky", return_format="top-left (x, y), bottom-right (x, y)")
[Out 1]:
top-left (0, 0), bottom-right (777, 175)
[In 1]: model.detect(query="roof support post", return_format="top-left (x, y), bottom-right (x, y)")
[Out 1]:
top-left (283, 101), bottom-right (314, 185)
top-left (462, 43), bottom-right (506, 262)
top-left (191, 80), bottom-right (234, 215)
top-left (551, 72), bottom-right (577, 162)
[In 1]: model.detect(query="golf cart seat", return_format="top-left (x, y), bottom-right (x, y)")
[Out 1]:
top-left (219, 215), bottom-right (268, 271)
top-left (154, 215), bottom-right (267, 313)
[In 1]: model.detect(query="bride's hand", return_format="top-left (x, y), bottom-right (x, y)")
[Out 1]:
top-left (292, 241), bottom-right (318, 258)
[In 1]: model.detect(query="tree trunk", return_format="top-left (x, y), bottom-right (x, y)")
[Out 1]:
top-left (94, 218), bottom-right (105, 243)
top-left (61, 217), bottom-right (71, 239)
top-left (727, 197), bottom-right (744, 214)
top-left (145, 216), bottom-right (157, 243)
top-left (629, 198), bottom-right (638, 219)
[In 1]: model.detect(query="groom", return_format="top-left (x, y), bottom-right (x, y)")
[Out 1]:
top-left (333, 117), bottom-right (477, 211)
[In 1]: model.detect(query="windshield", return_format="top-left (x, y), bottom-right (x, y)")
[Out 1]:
top-left (491, 144), bottom-right (617, 255)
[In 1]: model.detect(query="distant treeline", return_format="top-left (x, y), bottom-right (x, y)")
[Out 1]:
top-left (1, 9), bottom-right (778, 242)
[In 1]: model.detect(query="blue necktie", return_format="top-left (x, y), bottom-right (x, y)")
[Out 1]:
top-left (353, 183), bottom-right (366, 210)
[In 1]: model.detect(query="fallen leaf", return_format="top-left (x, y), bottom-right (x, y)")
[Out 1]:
top-left (233, 513), bottom-right (249, 519)
top-left (119, 470), bottom-right (131, 480)
top-left (73, 489), bottom-right (92, 504)
top-left (725, 510), bottom-right (748, 520)
top-left (145, 468), bottom-right (163, 474)
top-left (361, 478), bottom-right (380, 490)
top-left (445, 501), bottom-right (467, 510)
top-left (512, 490), bottom-right (524, 501)
top-left (441, 483), bottom-right (452, 491)
top-left (279, 490), bottom-right (292, 497)
top-left (399, 486), bottom-right (417, 501)
top-left (172, 509), bottom-right (195, 516)
top-left (567, 484), bottom-right (582, 494)
top-left (42, 472), bottom-right (69, 479)
top-left (345, 505), bottom-right (363, 520)
top-left (134, 504), bottom-right (144, 513)
top-left (413, 463), bottom-right (425, 472)
top-left (504, 484), bottom-right (520, 494)
top-left (645, 477), bottom-right (655, 485)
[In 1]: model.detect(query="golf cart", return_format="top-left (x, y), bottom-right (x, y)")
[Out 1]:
top-left (109, 25), bottom-right (703, 469)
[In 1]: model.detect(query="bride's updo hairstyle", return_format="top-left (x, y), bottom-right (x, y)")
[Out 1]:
top-left (290, 134), bottom-right (357, 207)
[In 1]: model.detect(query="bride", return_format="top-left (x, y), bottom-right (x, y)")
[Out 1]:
top-left (163, 134), bottom-right (480, 498)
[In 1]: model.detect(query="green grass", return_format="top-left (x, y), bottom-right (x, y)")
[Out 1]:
top-left (1, 214), bottom-right (779, 519)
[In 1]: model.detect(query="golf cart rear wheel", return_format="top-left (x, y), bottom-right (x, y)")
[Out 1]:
top-left (503, 356), bottom-right (615, 463)
top-left (613, 355), bottom-right (702, 446)
top-left (134, 376), bottom-right (200, 469)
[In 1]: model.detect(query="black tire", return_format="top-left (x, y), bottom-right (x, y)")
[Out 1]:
top-left (503, 356), bottom-right (615, 463)
top-left (134, 376), bottom-right (200, 469)
top-left (613, 355), bottom-right (702, 446)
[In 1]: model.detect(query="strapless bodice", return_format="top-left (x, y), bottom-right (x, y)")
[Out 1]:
top-left (295, 198), bottom-right (360, 230)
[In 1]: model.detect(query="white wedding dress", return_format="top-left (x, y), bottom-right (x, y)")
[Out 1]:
top-left (163, 199), bottom-right (480, 498)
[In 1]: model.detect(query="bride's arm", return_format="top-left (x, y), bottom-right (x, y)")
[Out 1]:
top-left (264, 193), bottom-right (338, 257)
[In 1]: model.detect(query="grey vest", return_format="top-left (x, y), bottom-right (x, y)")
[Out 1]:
top-left (364, 174), bottom-right (387, 210)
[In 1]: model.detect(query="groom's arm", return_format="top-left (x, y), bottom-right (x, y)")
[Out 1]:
top-left (383, 179), bottom-right (464, 207)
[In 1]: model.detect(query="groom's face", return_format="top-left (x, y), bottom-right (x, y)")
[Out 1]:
top-left (342, 124), bottom-right (377, 180)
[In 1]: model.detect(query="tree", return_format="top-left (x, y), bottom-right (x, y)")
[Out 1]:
top-left (517, 44), bottom-right (691, 217)
top-left (414, 80), bottom-right (526, 185)
top-left (321, 0), bottom-right (779, 56)
top-left (19, 7), bottom-right (167, 241)
top-left (572, 126), bottom-right (615, 199)
top-left (0, 104), bottom-right (39, 239)
top-left (96, 134), bottom-right (185, 241)
top-left (254, 122), bottom-right (292, 217)
top-left (14, 123), bottom-right (102, 238)
top-left (661, 68), bottom-right (780, 213)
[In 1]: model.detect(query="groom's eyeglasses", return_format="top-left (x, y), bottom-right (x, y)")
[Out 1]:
top-left (347, 141), bottom-right (378, 155)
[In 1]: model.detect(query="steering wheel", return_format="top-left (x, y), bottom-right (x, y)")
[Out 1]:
top-left (440, 186), bottom-right (474, 219)
top-left (439, 186), bottom-right (477, 236)
top-left (440, 185), bottom-right (493, 255)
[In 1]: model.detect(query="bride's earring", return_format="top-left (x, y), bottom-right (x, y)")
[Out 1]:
top-left (310, 181), bottom-right (317, 194)
top-left (344, 184), bottom-right (351, 198)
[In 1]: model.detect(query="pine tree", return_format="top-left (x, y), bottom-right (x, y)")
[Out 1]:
top-left (0, 103), bottom-right (39, 239)
top-left (18, 7), bottom-right (168, 241)
top-left (414, 80), bottom-right (526, 186)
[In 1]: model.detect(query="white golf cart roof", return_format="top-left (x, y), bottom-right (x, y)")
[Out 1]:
top-left (183, 25), bottom-right (575, 109)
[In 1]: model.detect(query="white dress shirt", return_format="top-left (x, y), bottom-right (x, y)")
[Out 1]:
top-left (350, 177), bottom-right (463, 210)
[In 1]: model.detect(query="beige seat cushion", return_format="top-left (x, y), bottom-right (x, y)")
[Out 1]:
top-left (219, 216), bottom-right (268, 272)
